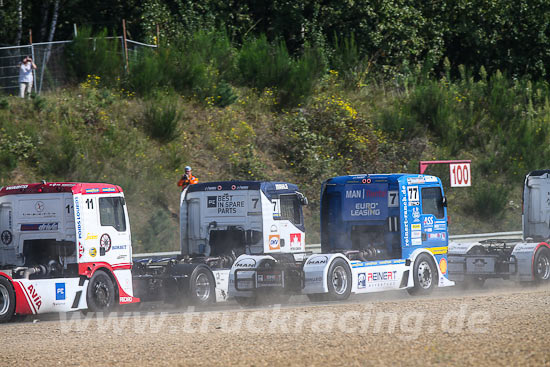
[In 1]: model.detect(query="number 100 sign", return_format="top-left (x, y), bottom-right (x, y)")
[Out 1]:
top-left (450, 163), bottom-right (471, 187)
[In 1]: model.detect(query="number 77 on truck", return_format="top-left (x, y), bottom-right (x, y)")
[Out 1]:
top-left (229, 174), bottom-right (454, 302)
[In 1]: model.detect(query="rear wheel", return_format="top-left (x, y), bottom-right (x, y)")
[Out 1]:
top-left (325, 258), bottom-right (352, 301)
top-left (407, 254), bottom-right (437, 296)
top-left (0, 277), bottom-right (15, 323)
top-left (86, 270), bottom-right (116, 312)
top-left (188, 267), bottom-right (216, 306)
top-left (534, 247), bottom-right (550, 282)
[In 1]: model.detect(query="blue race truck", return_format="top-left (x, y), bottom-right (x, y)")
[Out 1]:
top-left (229, 174), bottom-right (454, 303)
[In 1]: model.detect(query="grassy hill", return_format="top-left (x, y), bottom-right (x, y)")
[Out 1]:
top-left (2, 62), bottom-right (542, 252)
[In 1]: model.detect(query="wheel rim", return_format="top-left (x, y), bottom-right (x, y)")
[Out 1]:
top-left (93, 278), bottom-right (111, 309)
top-left (417, 261), bottom-right (433, 289)
top-left (535, 254), bottom-right (550, 280)
top-left (0, 285), bottom-right (9, 315)
top-left (195, 273), bottom-right (211, 301)
top-left (331, 265), bottom-right (348, 295)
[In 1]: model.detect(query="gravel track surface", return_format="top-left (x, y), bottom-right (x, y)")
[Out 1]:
top-left (2, 282), bottom-right (550, 366)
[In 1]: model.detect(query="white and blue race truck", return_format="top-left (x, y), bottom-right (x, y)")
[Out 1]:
top-left (448, 170), bottom-right (550, 286)
top-left (229, 174), bottom-right (454, 304)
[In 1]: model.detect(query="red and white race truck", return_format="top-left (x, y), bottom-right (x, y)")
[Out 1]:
top-left (0, 182), bottom-right (138, 322)
top-left (0, 180), bottom-right (309, 321)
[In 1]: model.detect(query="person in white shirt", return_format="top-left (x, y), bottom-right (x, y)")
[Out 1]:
top-left (19, 56), bottom-right (37, 98)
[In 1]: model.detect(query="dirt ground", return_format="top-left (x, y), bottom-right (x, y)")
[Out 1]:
top-left (2, 283), bottom-right (550, 366)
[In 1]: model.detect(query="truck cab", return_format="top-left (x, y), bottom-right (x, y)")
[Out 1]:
top-left (229, 174), bottom-right (454, 304)
top-left (0, 182), bottom-right (138, 322)
top-left (180, 181), bottom-right (307, 258)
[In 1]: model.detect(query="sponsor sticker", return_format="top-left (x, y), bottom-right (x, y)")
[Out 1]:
top-left (411, 224), bottom-right (421, 230)
top-left (407, 177), bottom-right (425, 185)
top-left (411, 238), bottom-right (422, 246)
top-left (100, 234), bottom-right (112, 252)
top-left (235, 258), bottom-right (256, 268)
top-left (428, 232), bottom-right (446, 240)
top-left (290, 233), bottom-right (302, 250)
top-left (307, 255), bottom-right (328, 265)
top-left (412, 207), bottom-right (421, 221)
top-left (89, 247), bottom-right (97, 257)
top-left (20, 223), bottom-right (59, 231)
top-left (55, 283), bottom-right (66, 300)
top-left (269, 235), bottom-right (280, 250)
top-left (275, 184), bottom-right (289, 190)
top-left (411, 230), bottom-right (422, 239)
top-left (358, 273), bottom-right (366, 288)
top-left (102, 187), bottom-right (116, 193)
top-left (35, 201), bottom-right (45, 212)
top-left (439, 258), bottom-right (448, 274)
top-left (85, 188), bottom-right (100, 193)
top-left (1, 230), bottom-right (12, 245)
top-left (85, 233), bottom-right (98, 240)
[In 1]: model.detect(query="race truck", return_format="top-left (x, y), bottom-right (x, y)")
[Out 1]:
top-left (0, 182), bottom-right (139, 322)
top-left (448, 170), bottom-right (550, 286)
top-left (0, 180), bottom-right (308, 321)
top-left (133, 180), bottom-right (308, 306)
top-left (229, 174), bottom-right (454, 304)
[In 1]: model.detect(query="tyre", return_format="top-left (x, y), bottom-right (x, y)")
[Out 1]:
top-left (86, 270), bottom-right (116, 312)
top-left (188, 267), bottom-right (216, 306)
top-left (0, 277), bottom-right (15, 323)
top-left (533, 247), bottom-right (550, 282)
top-left (325, 258), bottom-right (352, 301)
top-left (407, 254), bottom-right (437, 296)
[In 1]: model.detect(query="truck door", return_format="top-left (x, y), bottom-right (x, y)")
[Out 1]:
top-left (420, 186), bottom-right (447, 246)
top-left (267, 194), bottom-right (305, 253)
top-left (97, 196), bottom-right (131, 263)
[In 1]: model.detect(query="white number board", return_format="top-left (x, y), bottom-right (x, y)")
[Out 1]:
top-left (450, 163), bottom-right (471, 187)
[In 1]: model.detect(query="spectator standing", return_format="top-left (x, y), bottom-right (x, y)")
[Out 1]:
top-left (177, 166), bottom-right (199, 191)
top-left (19, 56), bottom-right (37, 99)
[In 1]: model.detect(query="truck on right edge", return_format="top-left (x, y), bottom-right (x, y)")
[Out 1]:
top-left (448, 170), bottom-right (550, 285)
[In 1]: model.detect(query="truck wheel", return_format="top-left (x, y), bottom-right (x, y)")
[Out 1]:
top-left (326, 258), bottom-right (352, 301)
top-left (86, 270), bottom-right (116, 312)
top-left (407, 254), bottom-right (437, 296)
top-left (534, 247), bottom-right (550, 282)
top-left (0, 277), bottom-right (15, 323)
top-left (189, 267), bottom-right (215, 306)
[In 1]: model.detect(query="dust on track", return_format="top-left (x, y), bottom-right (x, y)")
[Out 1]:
top-left (2, 281), bottom-right (549, 366)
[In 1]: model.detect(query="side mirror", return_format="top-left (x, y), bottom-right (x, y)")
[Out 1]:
top-left (442, 196), bottom-right (447, 207)
top-left (297, 192), bottom-right (308, 206)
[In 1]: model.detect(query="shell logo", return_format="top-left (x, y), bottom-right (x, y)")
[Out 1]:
top-left (439, 257), bottom-right (448, 274)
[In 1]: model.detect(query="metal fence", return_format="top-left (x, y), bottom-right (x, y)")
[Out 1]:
top-left (0, 38), bottom-right (156, 96)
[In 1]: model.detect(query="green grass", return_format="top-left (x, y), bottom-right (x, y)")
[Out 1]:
top-left (4, 62), bottom-right (547, 250)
